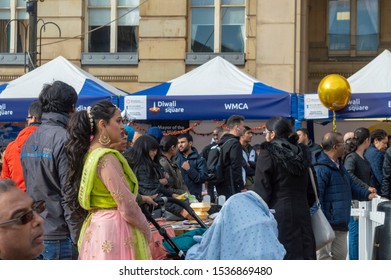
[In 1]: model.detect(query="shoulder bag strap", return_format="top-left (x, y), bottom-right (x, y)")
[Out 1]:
top-left (308, 167), bottom-right (321, 208)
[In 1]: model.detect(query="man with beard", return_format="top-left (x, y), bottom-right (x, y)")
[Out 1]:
top-left (240, 126), bottom-right (256, 190)
top-left (175, 133), bottom-right (208, 202)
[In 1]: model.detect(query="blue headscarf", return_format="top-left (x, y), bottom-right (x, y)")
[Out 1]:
top-left (146, 126), bottom-right (163, 142)
top-left (185, 191), bottom-right (286, 260)
top-left (124, 125), bottom-right (135, 142)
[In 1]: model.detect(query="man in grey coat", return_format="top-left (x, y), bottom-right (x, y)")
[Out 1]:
top-left (21, 81), bottom-right (85, 260)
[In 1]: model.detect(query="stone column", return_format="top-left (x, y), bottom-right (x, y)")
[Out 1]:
top-left (138, 0), bottom-right (187, 90)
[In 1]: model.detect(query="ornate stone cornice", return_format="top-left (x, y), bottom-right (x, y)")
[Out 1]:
top-left (0, 75), bottom-right (138, 83)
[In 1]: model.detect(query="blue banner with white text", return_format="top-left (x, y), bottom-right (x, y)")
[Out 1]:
top-left (0, 96), bottom-right (113, 122)
top-left (123, 94), bottom-right (292, 120)
top-left (298, 93), bottom-right (391, 120)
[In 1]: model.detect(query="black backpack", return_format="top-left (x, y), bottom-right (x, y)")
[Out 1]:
top-left (206, 138), bottom-right (235, 184)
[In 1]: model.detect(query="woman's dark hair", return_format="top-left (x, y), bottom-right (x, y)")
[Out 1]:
top-left (346, 127), bottom-right (370, 153)
top-left (66, 100), bottom-right (118, 190)
top-left (160, 135), bottom-right (178, 152)
top-left (125, 135), bottom-right (161, 174)
top-left (266, 116), bottom-right (297, 144)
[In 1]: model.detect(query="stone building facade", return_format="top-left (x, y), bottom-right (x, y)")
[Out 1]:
top-left (0, 0), bottom-right (389, 95)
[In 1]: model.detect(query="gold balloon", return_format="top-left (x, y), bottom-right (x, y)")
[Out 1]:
top-left (317, 74), bottom-right (351, 111)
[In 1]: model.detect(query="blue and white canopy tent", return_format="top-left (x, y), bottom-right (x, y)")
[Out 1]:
top-left (297, 49), bottom-right (391, 121)
top-left (0, 56), bottom-right (129, 122)
top-left (122, 57), bottom-right (295, 120)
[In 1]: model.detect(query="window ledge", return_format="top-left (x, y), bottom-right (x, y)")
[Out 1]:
top-left (186, 52), bottom-right (245, 65)
top-left (0, 53), bottom-right (26, 65)
top-left (81, 53), bottom-right (138, 65)
top-left (328, 50), bottom-right (378, 58)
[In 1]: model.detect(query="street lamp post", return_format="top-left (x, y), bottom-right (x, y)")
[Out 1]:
top-left (26, 0), bottom-right (38, 71)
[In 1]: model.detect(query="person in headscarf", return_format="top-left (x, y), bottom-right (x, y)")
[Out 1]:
top-left (146, 126), bottom-right (163, 143)
top-left (185, 191), bottom-right (286, 260)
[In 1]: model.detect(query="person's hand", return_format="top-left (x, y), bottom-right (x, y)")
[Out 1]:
top-left (141, 194), bottom-right (158, 206)
top-left (182, 160), bottom-right (190, 171)
top-left (159, 178), bottom-right (168, 185)
top-left (368, 186), bottom-right (377, 194)
top-left (368, 193), bottom-right (379, 200)
top-left (163, 171), bottom-right (170, 179)
top-left (241, 188), bottom-right (247, 192)
top-left (172, 193), bottom-right (179, 198)
top-left (180, 209), bottom-right (192, 220)
top-left (109, 134), bottom-right (127, 152)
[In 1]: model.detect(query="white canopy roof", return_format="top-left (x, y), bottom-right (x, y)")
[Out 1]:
top-left (166, 56), bottom-right (260, 96)
top-left (133, 56), bottom-right (288, 97)
top-left (0, 56), bottom-right (128, 98)
top-left (348, 49), bottom-right (391, 93)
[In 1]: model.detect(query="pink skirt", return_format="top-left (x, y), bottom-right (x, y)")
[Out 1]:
top-left (79, 209), bottom-right (147, 260)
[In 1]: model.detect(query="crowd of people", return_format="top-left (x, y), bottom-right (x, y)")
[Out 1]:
top-left (0, 80), bottom-right (389, 260)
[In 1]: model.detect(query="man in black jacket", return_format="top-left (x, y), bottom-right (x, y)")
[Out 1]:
top-left (201, 126), bottom-right (224, 203)
top-left (381, 146), bottom-right (391, 198)
top-left (216, 115), bottom-right (246, 199)
top-left (175, 133), bottom-right (208, 202)
top-left (240, 126), bottom-right (256, 189)
top-left (21, 81), bottom-right (84, 260)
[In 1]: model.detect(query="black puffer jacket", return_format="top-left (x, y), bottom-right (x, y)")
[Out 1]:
top-left (381, 147), bottom-right (391, 198)
top-left (130, 162), bottom-right (186, 218)
top-left (132, 163), bottom-right (173, 198)
top-left (250, 138), bottom-right (316, 260)
top-left (216, 133), bottom-right (244, 198)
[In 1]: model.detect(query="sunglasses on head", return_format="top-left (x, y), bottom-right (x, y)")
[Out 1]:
top-left (0, 200), bottom-right (45, 228)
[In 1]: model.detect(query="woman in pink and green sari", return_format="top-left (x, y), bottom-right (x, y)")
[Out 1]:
top-left (66, 100), bottom-right (151, 260)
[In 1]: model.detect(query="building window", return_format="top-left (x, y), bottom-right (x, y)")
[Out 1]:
top-left (328, 0), bottom-right (378, 54)
top-left (87, 0), bottom-right (139, 53)
top-left (0, 0), bottom-right (28, 54)
top-left (190, 0), bottom-right (245, 53)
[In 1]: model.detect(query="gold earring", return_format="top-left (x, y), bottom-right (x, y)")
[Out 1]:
top-left (98, 132), bottom-right (111, 146)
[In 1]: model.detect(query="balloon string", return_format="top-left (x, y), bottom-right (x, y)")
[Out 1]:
top-left (333, 111), bottom-right (337, 132)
